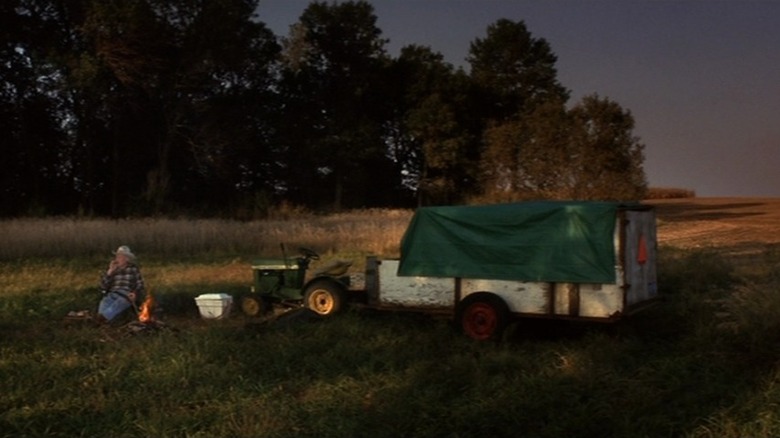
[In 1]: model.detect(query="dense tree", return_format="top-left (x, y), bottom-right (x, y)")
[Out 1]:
top-left (470, 19), bottom-right (644, 202)
top-left (0, 4), bottom-right (650, 217)
top-left (386, 45), bottom-right (476, 205)
top-left (468, 19), bottom-right (568, 122)
top-left (148, 0), bottom-right (281, 214)
top-left (82, 0), bottom-right (281, 215)
top-left (0, 1), bottom-right (76, 216)
top-left (479, 95), bottom-right (646, 201)
top-left (9, 0), bottom-right (281, 216)
top-left (277, 0), bottom-right (394, 210)
top-left (565, 94), bottom-right (647, 200)
top-left (479, 99), bottom-right (570, 200)
top-left (67, 0), bottom-right (170, 215)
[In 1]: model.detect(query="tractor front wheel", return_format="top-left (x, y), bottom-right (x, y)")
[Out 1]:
top-left (303, 281), bottom-right (345, 316)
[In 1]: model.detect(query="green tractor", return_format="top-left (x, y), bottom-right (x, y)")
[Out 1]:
top-left (240, 246), bottom-right (352, 317)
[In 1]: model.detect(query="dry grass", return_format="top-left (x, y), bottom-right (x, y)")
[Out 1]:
top-left (5, 198), bottom-right (780, 262)
top-left (0, 209), bottom-right (413, 262)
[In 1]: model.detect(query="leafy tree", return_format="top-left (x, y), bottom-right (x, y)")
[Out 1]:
top-left (16, 0), bottom-right (281, 216)
top-left (565, 94), bottom-right (647, 200)
top-left (468, 19), bottom-right (568, 122)
top-left (0, 2), bottom-right (649, 217)
top-left (479, 95), bottom-right (646, 201)
top-left (69, 1), bottom-right (168, 215)
top-left (147, 0), bottom-right (282, 215)
top-left (480, 99), bottom-right (570, 201)
top-left (470, 19), bottom-right (644, 202)
top-left (277, 0), bottom-right (393, 210)
top-left (386, 45), bottom-right (476, 205)
top-left (0, 0), bottom-right (74, 216)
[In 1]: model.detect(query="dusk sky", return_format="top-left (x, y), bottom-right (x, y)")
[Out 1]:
top-left (256, 0), bottom-right (780, 198)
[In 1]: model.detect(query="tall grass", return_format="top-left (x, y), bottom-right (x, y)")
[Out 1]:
top-left (3, 215), bottom-right (780, 436)
top-left (0, 209), bottom-right (412, 262)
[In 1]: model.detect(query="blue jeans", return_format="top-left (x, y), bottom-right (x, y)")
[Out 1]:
top-left (98, 292), bottom-right (134, 321)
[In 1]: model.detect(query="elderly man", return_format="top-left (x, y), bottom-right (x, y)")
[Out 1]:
top-left (97, 245), bottom-right (146, 323)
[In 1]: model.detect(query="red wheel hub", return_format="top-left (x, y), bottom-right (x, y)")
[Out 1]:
top-left (462, 302), bottom-right (498, 340)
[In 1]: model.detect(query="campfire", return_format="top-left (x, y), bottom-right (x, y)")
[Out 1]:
top-left (137, 293), bottom-right (155, 323)
top-left (126, 292), bottom-right (170, 335)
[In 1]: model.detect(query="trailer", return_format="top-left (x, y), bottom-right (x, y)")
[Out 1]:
top-left (243, 201), bottom-right (658, 340)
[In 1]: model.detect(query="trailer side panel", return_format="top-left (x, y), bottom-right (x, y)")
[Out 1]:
top-left (461, 280), bottom-right (550, 314)
top-left (377, 260), bottom-right (454, 308)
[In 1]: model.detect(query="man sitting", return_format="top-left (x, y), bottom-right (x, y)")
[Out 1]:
top-left (97, 245), bottom-right (146, 323)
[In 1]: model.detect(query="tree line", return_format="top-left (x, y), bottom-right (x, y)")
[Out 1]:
top-left (0, 0), bottom-right (647, 218)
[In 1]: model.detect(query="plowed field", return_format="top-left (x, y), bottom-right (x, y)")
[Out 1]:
top-left (648, 197), bottom-right (780, 252)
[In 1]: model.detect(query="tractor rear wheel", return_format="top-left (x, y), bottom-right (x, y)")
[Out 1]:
top-left (455, 292), bottom-right (510, 341)
top-left (303, 281), bottom-right (345, 316)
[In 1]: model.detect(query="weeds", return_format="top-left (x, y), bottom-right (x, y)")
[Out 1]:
top-left (0, 211), bottom-right (412, 261)
top-left (3, 219), bottom-right (780, 436)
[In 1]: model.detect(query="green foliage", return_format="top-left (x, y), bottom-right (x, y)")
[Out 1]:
top-left (479, 99), bottom-right (570, 201)
top-left (567, 95), bottom-right (647, 200)
top-left (478, 95), bottom-right (647, 202)
top-left (2, 1), bottom-right (650, 215)
top-left (468, 18), bottom-right (569, 120)
top-left (5, 0), bottom-right (282, 217)
top-left (387, 45), bottom-right (477, 205)
top-left (658, 247), bottom-right (737, 297)
top-left (277, 0), bottom-right (394, 210)
top-left (715, 249), bottom-right (780, 355)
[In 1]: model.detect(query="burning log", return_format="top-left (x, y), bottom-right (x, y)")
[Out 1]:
top-left (124, 291), bottom-right (174, 335)
top-left (137, 293), bottom-right (155, 323)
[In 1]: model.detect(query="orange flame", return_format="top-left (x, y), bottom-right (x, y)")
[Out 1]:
top-left (138, 293), bottom-right (155, 323)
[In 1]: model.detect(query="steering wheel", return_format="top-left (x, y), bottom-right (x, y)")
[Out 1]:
top-left (299, 247), bottom-right (320, 261)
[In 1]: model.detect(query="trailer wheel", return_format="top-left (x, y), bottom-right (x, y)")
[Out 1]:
top-left (456, 293), bottom-right (510, 341)
top-left (303, 281), bottom-right (345, 316)
top-left (241, 295), bottom-right (267, 317)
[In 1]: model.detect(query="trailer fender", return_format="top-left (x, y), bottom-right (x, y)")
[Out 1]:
top-left (455, 292), bottom-right (510, 341)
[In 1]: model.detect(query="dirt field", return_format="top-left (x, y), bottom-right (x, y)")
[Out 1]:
top-left (648, 197), bottom-right (780, 252)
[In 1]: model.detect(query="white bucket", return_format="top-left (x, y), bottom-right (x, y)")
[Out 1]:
top-left (194, 293), bottom-right (233, 319)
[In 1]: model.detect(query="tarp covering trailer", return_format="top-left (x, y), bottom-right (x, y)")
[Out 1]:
top-left (398, 201), bottom-right (625, 283)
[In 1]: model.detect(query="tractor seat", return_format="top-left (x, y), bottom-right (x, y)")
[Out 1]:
top-left (312, 259), bottom-right (353, 277)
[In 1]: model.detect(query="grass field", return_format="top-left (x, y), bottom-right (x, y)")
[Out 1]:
top-left (2, 198), bottom-right (780, 437)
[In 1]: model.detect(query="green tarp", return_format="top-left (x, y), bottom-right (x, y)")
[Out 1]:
top-left (398, 201), bottom-right (627, 283)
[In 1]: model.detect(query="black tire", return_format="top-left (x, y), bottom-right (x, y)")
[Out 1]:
top-left (241, 295), bottom-right (268, 317)
top-left (455, 292), bottom-right (510, 341)
top-left (303, 280), bottom-right (345, 316)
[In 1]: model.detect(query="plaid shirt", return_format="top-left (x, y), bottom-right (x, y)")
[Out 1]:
top-left (100, 263), bottom-right (145, 298)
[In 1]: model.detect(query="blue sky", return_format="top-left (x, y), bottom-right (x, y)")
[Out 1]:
top-left (255, 0), bottom-right (780, 197)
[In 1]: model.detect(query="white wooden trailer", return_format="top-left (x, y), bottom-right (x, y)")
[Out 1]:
top-left (357, 202), bottom-right (658, 340)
